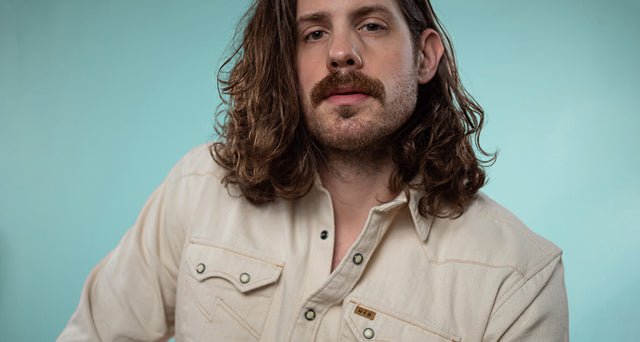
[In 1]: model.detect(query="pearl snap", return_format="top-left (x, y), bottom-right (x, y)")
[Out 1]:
top-left (304, 309), bottom-right (316, 321)
top-left (239, 272), bottom-right (250, 284)
top-left (363, 328), bottom-right (375, 339)
top-left (353, 253), bottom-right (364, 265)
top-left (196, 263), bottom-right (205, 274)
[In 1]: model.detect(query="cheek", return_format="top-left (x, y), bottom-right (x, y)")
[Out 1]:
top-left (390, 51), bottom-right (417, 75)
top-left (370, 40), bottom-right (417, 74)
top-left (296, 54), bottom-right (324, 92)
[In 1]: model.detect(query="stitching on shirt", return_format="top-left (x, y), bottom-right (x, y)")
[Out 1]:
top-left (256, 277), bottom-right (279, 339)
top-left (187, 247), bottom-right (283, 290)
top-left (179, 170), bottom-right (221, 179)
top-left (489, 250), bottom-right (561, 318)
top-left (302, 216), bottom-right (382, 301)
top-left (489, 253), bottom-right (561, 320)
top-left (217, 298), bottom-right (260, 339)
top-left (347, 301), bottom-right (458, 341)
top-left (194, 270), bottom-right (274, 290)
top-left (408, 197), bottom-right (434, 241)
top-left (185, 279), bottom-right (262, 339)
top-left (524, 249), bottom-right (561, 279)
top-left (413, 229), bottom-right (526, 278)
top-left (373, 207), bottom-right (401, 247)
top-left (185, 279), bottom-right (216, 322)
top-left (298, 224), bottom-right (317, 308)
top-left (479, 197), bottom-right (554, 257)
top-left (189, 238), bottom-right (285, 267)
top-left (429, 258), bottom-right (525, 278)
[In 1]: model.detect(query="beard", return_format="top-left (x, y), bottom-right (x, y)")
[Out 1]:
top-left (303, 71), bottom-right (418, 154)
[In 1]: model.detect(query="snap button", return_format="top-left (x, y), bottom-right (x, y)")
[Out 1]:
top-left (196, 263), bottom-right (205, 274)
top-left (239, 272), bottom-right (250, 284)
top-left (363, 328), bottom-right (375, 339)
top-left (352, 253), bottom-right (364, 265)
top-left (320, 230), bottom-right (328, 240)
top-left (304, 309), bottom-right (316, 321)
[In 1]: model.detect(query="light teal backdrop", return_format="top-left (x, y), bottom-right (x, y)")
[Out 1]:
top-left (1, 0), bottom-right (638, 340)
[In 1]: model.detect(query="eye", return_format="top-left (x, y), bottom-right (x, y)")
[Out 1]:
top-left (360, 22), bottom-right (385, 32)
top-left (305, 30), bottom-right (327, 41)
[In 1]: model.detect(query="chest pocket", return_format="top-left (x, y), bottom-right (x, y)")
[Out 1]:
top-left (184, 241), bottom-right (283, 340)
top-left (342, 299), bottom-right (460, 342)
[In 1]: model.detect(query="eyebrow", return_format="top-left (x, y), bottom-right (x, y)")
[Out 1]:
top-left (296, 5), bottom-right (394, 26)
top-left (296, 11), bottom-right (330, 26)
top-left (351, 5), bottom-right (394, 20)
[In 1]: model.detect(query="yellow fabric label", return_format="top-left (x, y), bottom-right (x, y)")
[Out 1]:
top-left (354, 306), bottom-right (376, 320)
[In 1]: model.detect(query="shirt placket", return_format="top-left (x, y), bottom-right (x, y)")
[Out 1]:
top-left (288, 198), bottom-right (406, 341)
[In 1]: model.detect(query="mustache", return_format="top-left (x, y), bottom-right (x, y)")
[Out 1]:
top-left (310, 71), bottom-right (385, 107)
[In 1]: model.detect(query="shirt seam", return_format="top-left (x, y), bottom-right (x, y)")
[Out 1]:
top-left (488, 251), bottom-right (562, 320)
top-left (413, 229), bottom-right (527, 278)
top-left (189, 238), bottom-right (285, 268)
top-left (479, 197), bottom-right (555, 257)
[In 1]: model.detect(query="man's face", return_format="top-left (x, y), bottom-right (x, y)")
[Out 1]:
top-left (295, 0), bottom-right (421, 152)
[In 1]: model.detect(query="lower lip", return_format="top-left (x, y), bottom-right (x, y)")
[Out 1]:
top-left (325, 93), bottom-right (370, 106)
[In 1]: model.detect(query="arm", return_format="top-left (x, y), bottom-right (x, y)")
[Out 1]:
top-left (58, 162), bottom-right (188, 341)
top-left (483, 255), bottom-right (569, 342)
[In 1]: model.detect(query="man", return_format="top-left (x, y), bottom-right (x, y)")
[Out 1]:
top-left (60, 0), bottom-right (569, 340)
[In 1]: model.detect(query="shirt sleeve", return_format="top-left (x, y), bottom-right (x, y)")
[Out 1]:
top-left (57, 161), bottom-right (189, 341)
top-left (483, 254), bottom-right (569, 342)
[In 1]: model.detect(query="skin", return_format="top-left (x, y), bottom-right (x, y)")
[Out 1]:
top-left (295, 0), bottom-right (443, 270)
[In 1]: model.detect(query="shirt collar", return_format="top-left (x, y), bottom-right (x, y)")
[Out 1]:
top-left (310, 176), bottom-right (434, 242)
top-left (407, 188), bottom-right (435, 241)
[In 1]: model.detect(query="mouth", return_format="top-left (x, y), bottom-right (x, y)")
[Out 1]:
top-left (310, 71), bottom-right (385, 107)
top-left (327, 87), bottom-right (369, 97)
top-left (324, 87), bottom-right (371, 106)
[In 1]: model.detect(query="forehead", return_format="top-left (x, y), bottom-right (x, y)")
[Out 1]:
top-left (296, 0), bottom-right (404, 21)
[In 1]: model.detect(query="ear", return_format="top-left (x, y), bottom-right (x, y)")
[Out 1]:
top-left (416, 28), bottom-right (444, 84)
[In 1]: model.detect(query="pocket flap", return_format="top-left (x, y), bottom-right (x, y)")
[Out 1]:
top-left (186, 240), bottom-right (283, 293)
top-left (344, 299), bottom-right (460, 342)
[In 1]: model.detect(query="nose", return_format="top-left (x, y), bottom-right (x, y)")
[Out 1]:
top-left (326, 30), bottom-right (363, 71)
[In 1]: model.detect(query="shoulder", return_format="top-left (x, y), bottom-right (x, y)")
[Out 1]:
top-left (424, 191), bottom-right (561, 279)
top-left (168, 143), bottom-right (225, 180)
top-left (159, 143), bottom-right (241, 208)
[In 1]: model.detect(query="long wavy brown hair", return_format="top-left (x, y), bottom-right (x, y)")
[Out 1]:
top-left (211, 0), bottom-right (495, 218)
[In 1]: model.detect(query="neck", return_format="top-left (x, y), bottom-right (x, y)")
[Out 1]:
top-left (318, 146), bottom-right (399, 271)
top-left (319, 146), bottom-right (398, 228)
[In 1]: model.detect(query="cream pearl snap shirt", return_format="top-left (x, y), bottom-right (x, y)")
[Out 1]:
top-left (58, 144), bottom-right (569, 341)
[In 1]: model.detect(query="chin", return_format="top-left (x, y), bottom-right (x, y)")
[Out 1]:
top-left (315, 127), bottom-right (389, 153)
